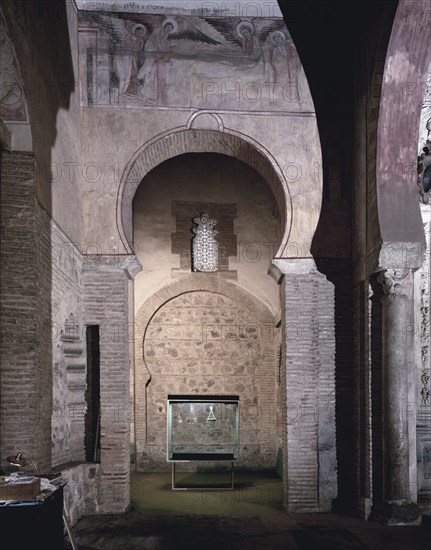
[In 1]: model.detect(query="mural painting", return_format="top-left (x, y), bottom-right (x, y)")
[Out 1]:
top-left (0, 10), bottom-right (28, 123)
top-left (78, 12), bottom-right (311, 112)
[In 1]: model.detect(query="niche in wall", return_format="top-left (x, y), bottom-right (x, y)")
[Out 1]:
top-left (139, 289), bottom-right (277, 471)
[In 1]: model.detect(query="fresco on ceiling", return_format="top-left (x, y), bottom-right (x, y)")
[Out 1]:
top-left (0, 10), bottom-right (29, 123)
top-left (78, 12), bottom-right (311, 112)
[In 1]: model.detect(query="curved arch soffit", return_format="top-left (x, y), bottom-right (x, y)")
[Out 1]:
top-left (376, 0), bottom-right (431, 249)
top-left (117, 127), bottom-right (292, 257)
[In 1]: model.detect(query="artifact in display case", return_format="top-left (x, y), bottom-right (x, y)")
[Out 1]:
top-left (167, 395), bottom-right (239, 461)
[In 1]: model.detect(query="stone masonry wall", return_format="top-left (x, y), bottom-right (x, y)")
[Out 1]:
top-left (62, 463), bottom-right (101, 524)
top-left (135, 276), bottom-right (277, 472)
top-left (141, 291), bottom-right (275, 470)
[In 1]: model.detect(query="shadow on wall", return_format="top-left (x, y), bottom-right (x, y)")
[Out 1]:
top-left (3, 0), bottom-right (75, 210)
top-left (1, 0), bottom-right (76, 473)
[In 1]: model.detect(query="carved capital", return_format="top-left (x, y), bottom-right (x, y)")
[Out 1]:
top-left (377, 268), bottom-right (412, 296)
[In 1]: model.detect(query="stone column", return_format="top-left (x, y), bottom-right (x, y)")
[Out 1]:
top-left (271, 259), bottom-right (337, 513)
top-left (83, 255), bottom-right (142, 514)
top-left (372, 268), bottom-right (421, 524)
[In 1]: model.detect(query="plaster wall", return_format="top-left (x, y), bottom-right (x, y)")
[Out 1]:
top-left (133, 153), bottom-right (279, 314)
top-left (78, 9), bottom-right (321, 259)
top-left (80, 108), bottom-right (320, 258)
top-left (51, 225), bottom-right (86, 468)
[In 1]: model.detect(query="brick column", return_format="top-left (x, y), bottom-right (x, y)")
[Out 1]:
top-left (353, 279), bottom-right (373, 518)
top-left (272, 259), bottom-right (337, 512)
top-left (83, 255), bottom-right (141, 513)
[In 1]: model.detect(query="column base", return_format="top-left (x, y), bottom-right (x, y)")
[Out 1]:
top-left (369, 500), bottom-right (422, 525)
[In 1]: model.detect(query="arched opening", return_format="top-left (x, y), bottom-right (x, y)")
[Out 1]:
top-left (117, 128), bottom-right (292, 257)
top-left (129, 151), bottom-right (283, 510)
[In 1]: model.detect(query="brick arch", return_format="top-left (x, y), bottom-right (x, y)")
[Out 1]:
top-left (133, 274), bottom-right (277, 466)
top-left (117, 127), bottom-right (292, 256)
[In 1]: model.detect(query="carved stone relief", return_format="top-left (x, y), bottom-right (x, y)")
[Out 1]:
top-left (377, 268), bottom-right (412, 296)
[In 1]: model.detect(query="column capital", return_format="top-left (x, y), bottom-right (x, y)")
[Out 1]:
top-left (83, 254), bottom-right (142, 279)
top-left (376, 268), bottom-right (413, 296)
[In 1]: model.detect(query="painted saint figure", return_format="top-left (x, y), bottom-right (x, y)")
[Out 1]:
top-left (138, 18), bottom-right (175, 106)
top-left (235, 20), bottom-right (262, 62)
top-left (269, 30), bottom-right (301, 85)
top-left (115, 23), bottom-right (147, 100)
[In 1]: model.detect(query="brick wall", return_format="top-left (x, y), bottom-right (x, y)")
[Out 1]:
top-left (369, 277), bottom-right (384, 504)
top-left (0, 151), bottom-right (52, 471)
top-left (280, 264), bottom-right (336, 512)
top-left (353, 280), bottom-right (373, 518)
top-left (83, 256), bottom-right (138, 513)
top-left (1, 151), bottom-right (100, 522)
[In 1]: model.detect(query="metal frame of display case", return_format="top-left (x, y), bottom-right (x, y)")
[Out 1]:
top-left (167, 395), bottom-right (239, 490)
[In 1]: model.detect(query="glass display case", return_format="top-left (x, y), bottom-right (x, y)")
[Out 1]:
top-left (167, 395), bottom-right (240, 461)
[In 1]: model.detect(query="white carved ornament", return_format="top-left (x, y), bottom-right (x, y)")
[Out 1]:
top-left (192, 213), bottom-right (218, 272)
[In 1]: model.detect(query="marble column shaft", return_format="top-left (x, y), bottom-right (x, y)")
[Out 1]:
top-left (378, 268), bottom-right (415, 502)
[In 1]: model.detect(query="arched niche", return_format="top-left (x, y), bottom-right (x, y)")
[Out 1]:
top-left (133, 274), bottom-right (278, 471)
top-left (116, 127), bottom-right (293, 258)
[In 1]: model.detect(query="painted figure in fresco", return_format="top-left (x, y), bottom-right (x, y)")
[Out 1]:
top-left (0, 23), bottom-right (27, 121)
top-left (268, 30), bottom-right (301, 85)
top-left (115, 23), bottom-right (148, 100)
top-left (235, 21), bottom-right (262, 61)
top-left (137, 18), bottom-right (175, 106)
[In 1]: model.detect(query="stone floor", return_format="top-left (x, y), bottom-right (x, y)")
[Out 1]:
top-left (68, 510), bottom-right (431, 550)
top-left (66, 472), bottom-right (431, 550)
